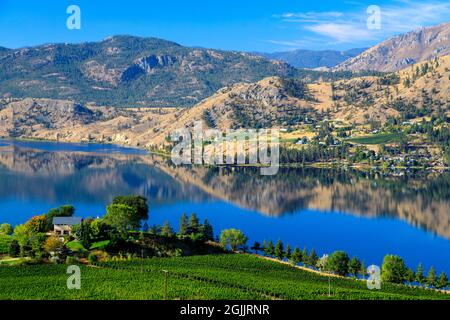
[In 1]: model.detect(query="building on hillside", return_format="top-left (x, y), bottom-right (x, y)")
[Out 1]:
top-left (53, 217), bottom-right (83, 236)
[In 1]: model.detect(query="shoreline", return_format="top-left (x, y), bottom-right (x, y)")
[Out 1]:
top-left (1, 136), bottom-right (448, 174)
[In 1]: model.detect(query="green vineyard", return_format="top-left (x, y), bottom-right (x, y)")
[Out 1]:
top-left (1, 254), bottom-right (448, 300)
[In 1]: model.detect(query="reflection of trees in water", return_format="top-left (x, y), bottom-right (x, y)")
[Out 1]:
top-left (0, 144), bottom-right (449, 238)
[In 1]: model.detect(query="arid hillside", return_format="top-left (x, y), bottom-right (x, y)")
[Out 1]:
top-left (0, 55), bottom-right (448, 148)
top-left (335, 22), bottom-right (450, 72)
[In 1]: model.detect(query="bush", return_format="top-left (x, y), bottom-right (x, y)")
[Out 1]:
top-left (88, 250), bottom-right (109, 264)
top-left (66, 256), bottom-right (78, 265)
top-left (0, 234), bottom-right (13, 254)
top-left (88, 252), bottom-right (98, 264)
top-left (8, 239), bottom-right (20, 257)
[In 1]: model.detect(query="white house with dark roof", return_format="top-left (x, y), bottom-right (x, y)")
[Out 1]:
top-left (53, 217), bottom-right (83, 236)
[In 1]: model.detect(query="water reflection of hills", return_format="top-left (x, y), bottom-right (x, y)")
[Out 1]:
top-left (0, 145), bottom-right (211, 205)
top-left (0, 144), bottom-right (449, 239)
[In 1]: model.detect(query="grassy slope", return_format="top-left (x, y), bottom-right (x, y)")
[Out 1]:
top-left (1, 254), bottom-right (448, 300)
top-left (347, 133), bottom-right (405, 145)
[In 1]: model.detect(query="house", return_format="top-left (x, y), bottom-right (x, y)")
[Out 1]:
top-left (53, 217), bottom-right (83, 236)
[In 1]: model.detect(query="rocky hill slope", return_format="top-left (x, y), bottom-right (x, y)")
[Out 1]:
top-left (335, 23), bottom-right (450, 72)
top-left (0, 55), bottom-right (448, 147)
top-left (0, 36), bottom-right (306, 107)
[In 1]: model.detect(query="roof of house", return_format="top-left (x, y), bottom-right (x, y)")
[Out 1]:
top-left (52, 217), bottom-right (83, 226)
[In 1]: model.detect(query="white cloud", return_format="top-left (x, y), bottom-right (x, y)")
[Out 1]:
top-left (273, 0), bottom-right (450, 46)
top-left (305, 23), bottom-right (374, 43)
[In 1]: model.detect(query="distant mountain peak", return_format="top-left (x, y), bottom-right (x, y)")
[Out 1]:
top-left (256, 48), bottom-right (367, 69)
top-left (335, 22), bottom-right (450, 72)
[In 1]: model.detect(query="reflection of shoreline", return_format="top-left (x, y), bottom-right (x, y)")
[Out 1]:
top-left (155, 164), bottom-right (450, 239)
top-left (0, 143), bottom-right (449, 239)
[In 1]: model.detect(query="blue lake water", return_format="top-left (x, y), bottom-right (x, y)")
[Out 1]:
top-left (0, 139), bottom-right (449, 273)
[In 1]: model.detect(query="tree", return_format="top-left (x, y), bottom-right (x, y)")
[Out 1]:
top-left (317, 254), bottom-right (329, 271)
top-left (179, 213), bottom-right (188, 237)
top-left (8, 239), bottom-right (19, 257)
top-left (349, 257), bottom-right (362, 278)
top-left (426, 266), bottom-right (437, 288)
top-left (251, 241), bottom-right (262, 254)
top-left (326, 251), bottom-right (350, 276)
top-left (381, 255), bottom-right (407, 284)
top-left (43, 235), bottom-right (64, 253)
top-left (308, 249), bottom-right (319, 267)
top-left (302, 248), bottom-right (308, 263)
top-left (104, 204), bottom-right (139, 236)
top-left (0, 223), bottom-right (13, 235)
top-left (89, 219), bottom-right (108, 241)
top-left (359, 261), bottom-right (367, 279)
top-left (202, 219), bottom-right (214, 241)
top-left (75, 218), bottom-right (93, 248)
top-left (274, 240), bottom-right (284, 260)
top-left (266, 240), bottom-right (274, 256)
top-left (290, 247), bottom-right (302, 265)
top-left (416, 263), bottom-right (425, 285)
top-left (188, 213), bottom-right (201, 234)
top-left (112, 195), bottom-right (149, 221)
top-left (285, 244), bottom-right (291, 260)
top-left (436, 272), bottom-right (448, 289)
top-left (160, 221), bottom-right (174, 237)
top-left (25, 215), bottom-right (48, 234)
top-left (405, 268), bottom-right (415, 283)
top-left (220, 229), bottom-right (248, 252)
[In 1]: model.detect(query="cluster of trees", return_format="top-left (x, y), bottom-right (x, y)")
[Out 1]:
top-left (381, 255), bottom-right (448, 289)
top-left (5, 205), bottom-right (76, 259)
top-left (279, 143), bottom-right (350, 164)
top-left (251, 240), bottom-right (449, 289)
top-left (142, 213), bottom-right (214, 243)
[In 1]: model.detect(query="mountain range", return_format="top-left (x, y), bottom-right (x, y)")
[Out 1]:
top-left (0, 36), bottom-right (302, 107)
top-left (335, 22), bottom-right (450, 72)
top-left (257, 48), bottom-right (367, 69)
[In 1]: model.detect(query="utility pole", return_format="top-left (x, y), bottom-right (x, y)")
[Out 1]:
top-left (162, 270), bottom-right (168, 300)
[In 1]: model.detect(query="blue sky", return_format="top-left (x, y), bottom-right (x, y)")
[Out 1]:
top-left (0, 0), bottom-right (448, 52)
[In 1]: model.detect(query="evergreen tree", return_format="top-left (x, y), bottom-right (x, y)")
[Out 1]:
top-left (290, 247), bottom-right (302, 265)
top-left (308, 249), bottom-right (319, 267)
top-left (302, 248), bottom-right (308, 264)
top-left (416, 263), bottom-right (425, 285)
top-left (179, 213), bottom-right (188, 237)
top-left (142, 222), bottom-right (149, 233)
top-left (188, 213), bottom-right (201, 234)
top-left (349, 257), bottom-right (362, 278)
top-left (427, 266), bottom-right (437, 288)
top-left (359, 261), bottom-right (367, 279)
top-left (251, 241), bottom-right (262, 254)
top-left (405, 268), bottom-right (415, 283)
top-left (201, 219), bottom-right (214, 241)
top-left (285, 244), bottom-right (291, 260)
top-left (160, 221), bottom-right (174, 237)
top-left (437, 272), bottom-right (448, 289)
top-left (266, 240), bottom-right (274, 256)
top-left (261, 240), bottom-right (267, 255)
top-left (274, 240), bottom-right (284, 260)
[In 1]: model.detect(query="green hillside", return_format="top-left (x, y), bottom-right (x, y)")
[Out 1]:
top-left (1, 254), bottom-right (448, 300)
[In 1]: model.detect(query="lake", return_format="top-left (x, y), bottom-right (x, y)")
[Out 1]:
top-left (0, 139), bottom-right (449, 273)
